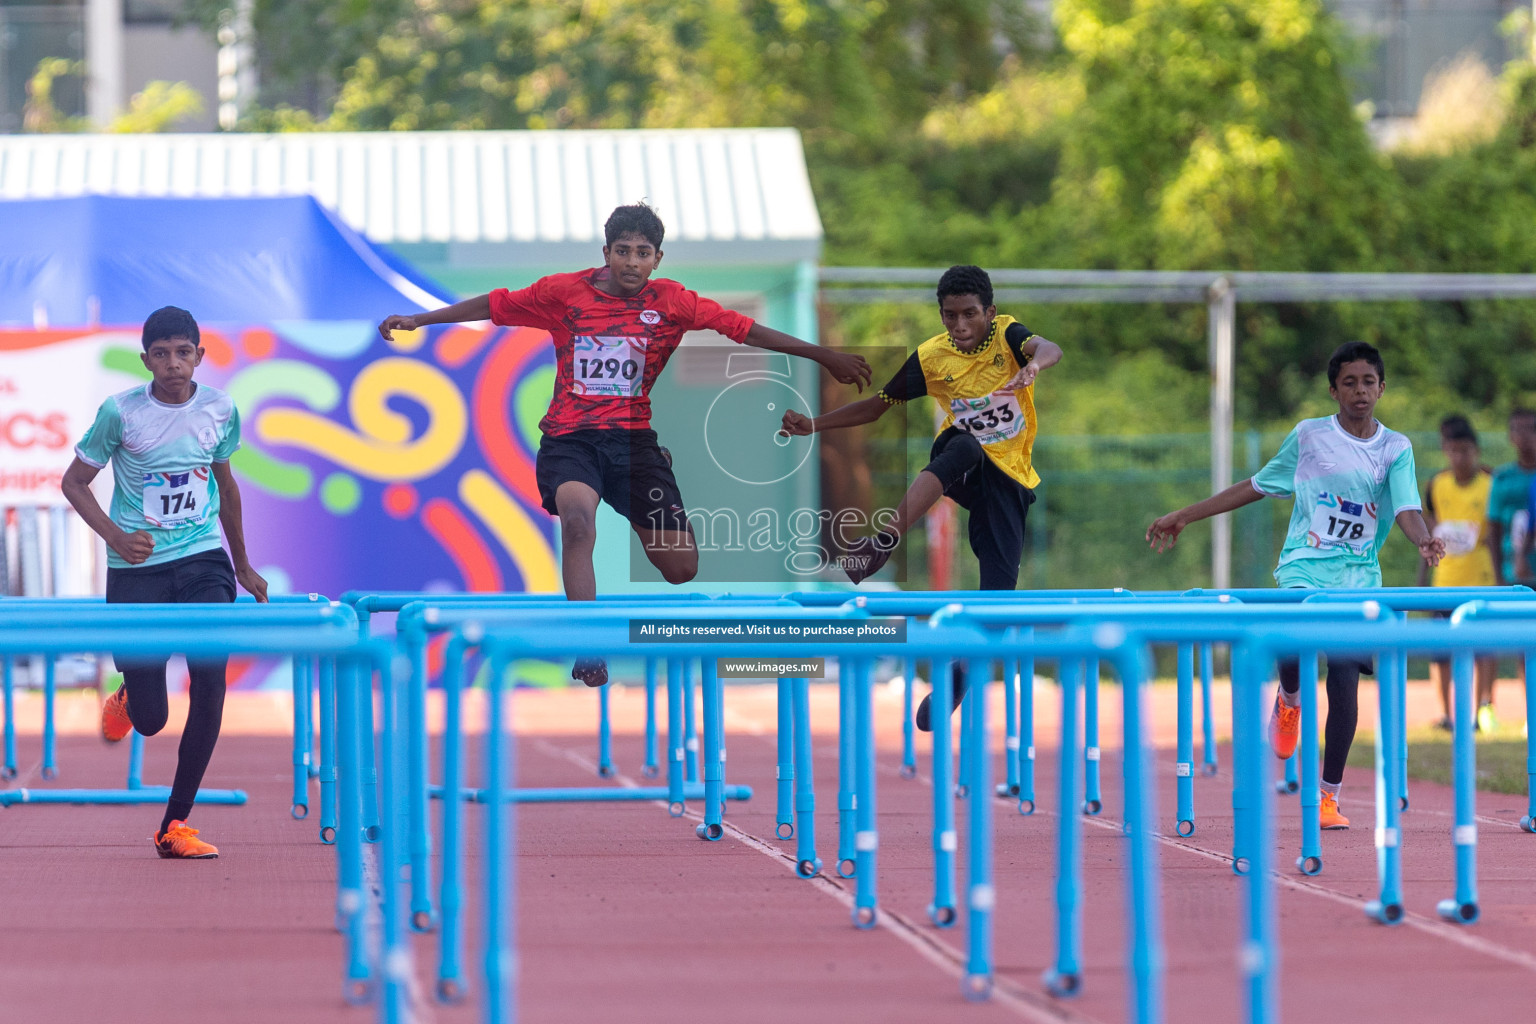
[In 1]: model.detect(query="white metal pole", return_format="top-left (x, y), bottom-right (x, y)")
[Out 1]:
top-left (84, 0), bottom-right (124, 127)
top-left (1208, 278), bottom-right (1235, 589)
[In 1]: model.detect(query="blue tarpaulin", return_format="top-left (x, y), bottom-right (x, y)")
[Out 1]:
top-left (0, 194), bottom-right (452, 326)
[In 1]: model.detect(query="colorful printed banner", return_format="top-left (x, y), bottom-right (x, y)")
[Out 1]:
top-left (0, 323), bottom-right (560, 598)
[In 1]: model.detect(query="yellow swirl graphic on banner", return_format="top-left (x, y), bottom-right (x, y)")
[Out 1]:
top-left (459, 469), bottom-right (561, 592)
top-left (256, 357), bottom-right (467, 480)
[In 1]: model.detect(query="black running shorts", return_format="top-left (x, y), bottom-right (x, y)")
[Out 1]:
top-left (535, 428), bottom-right (690, 533)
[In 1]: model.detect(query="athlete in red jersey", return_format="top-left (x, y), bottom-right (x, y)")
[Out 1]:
top-left (380, 203), bottom-right (870, 684)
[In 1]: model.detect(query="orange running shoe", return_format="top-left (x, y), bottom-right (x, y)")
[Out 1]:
top-left (1319, 792), bottom-right (1350, 830)
top-left (154, 821), bottom-right (219, 859)
top-left (101, 686), bottom-right (132, 743)
top-left (1268, 693), bottom-right (1300, 760)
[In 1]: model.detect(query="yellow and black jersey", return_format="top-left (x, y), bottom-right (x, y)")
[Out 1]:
top-left (877, 314), bottom-right (1041, 489)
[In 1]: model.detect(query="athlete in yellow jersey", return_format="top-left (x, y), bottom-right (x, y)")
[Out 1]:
top-left (1418, 414), bottom-right (1498, 731)
top-left (778, 265), bottom-right (1063, 728)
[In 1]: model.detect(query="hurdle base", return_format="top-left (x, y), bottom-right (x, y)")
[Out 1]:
top-left (427, 783), bottom-right (753, 804)
top-left (0, 786), bottom-right (247, 807)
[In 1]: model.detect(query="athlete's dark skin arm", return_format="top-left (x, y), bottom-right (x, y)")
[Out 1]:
top-left (377, 295), bottom-right (492, 338)
top-left (61, 458), bottom-right (154, 565)
top-left (212, 460), bottom-right (269, 602)
top-left (743, 323), bottom-right (871, 391)
top-left (778, 396), bottom-right (888, 436)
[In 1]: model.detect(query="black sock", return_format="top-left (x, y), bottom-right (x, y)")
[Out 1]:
top-left (161, 801), bottom-right (193, 837)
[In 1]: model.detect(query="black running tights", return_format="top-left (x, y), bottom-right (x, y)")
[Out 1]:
top-left (1277, 657), bottom-right (1364, 786)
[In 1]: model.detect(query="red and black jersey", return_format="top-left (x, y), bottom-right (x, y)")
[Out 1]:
top-left (489, 268), bottom-right (755, 436)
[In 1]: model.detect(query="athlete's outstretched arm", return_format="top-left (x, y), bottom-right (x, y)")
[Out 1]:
top-left (60, 458), bottom-right (155, 565)
top-left (1395, 509), bottom-right (1445, 568)
top-left (779, 396), bottom-right (888, 437)
top-left (212, 460), bottom-right (269, 602)
top-left (377, 294), bottom-right (494, 341)
top-left (743, 323), bottom-right (872, 391)
top-left (1001, 335), bottom-right (1064, 390)
top-left (1146, 480), bottom-right (1266, 553)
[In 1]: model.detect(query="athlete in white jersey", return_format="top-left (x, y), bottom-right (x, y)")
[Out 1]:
top-left (60, 306), bottom-right (267, 859)
top-left (1146, 342), bottom-right (1443, 830)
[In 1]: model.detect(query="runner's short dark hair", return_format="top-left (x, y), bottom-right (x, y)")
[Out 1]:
top-left (142, 306), bottom-right (200, 351)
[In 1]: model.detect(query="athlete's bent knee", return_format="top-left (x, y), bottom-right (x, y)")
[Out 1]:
top-left (659, 556), bottom-right (698, 585)
top-left (561, 509), bottom-right (597, 549)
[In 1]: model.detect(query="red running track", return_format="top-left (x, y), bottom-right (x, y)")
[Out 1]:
top-left (2, 680), bottom-right (1534, 1023)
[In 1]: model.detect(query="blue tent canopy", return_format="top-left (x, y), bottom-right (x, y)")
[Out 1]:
top-left (0, 194), bottom-right (453, 327)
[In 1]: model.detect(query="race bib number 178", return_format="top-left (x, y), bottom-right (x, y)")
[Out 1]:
top-left (142, 469), bottom-right (211, 528)
top-left (1307, 492), bottom-right (1377, 551)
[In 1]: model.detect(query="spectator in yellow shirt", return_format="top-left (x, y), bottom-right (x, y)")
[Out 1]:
top-left (1418, 415), bottom-right (1498, 731)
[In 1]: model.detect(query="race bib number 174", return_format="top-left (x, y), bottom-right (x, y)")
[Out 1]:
top-left (142, 469), bottom-right (211, 528)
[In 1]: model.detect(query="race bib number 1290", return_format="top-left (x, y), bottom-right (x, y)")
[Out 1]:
top-left (142, 469), bottom-right (211, 528)
top-left (1307, 492), bottom-right (1377, 551)
top-left (572, 336), bottom-right (647, 398)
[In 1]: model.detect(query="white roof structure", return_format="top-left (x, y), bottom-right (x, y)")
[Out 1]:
top-left (0, 128), bottom-right (823, 265)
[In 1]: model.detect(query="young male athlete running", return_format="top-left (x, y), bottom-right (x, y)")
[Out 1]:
top-left (1417, 415), bottom-right (1496, 731)
top-left (1147, 341), bottom-right (1443, 829)
top-left (378, 202), bottom-right (870, 686)
top-left (778, 265), bottom-right (1063, 729)
top-left (60, 305), bottom-right (268, 859)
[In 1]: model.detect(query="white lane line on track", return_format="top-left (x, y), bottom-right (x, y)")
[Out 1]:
top-left (718, 717), bottom-right (1536, 980)
top-left (1079, 815), bottom-right (1536, 975)
top-left (362, 842), bottom-right (436, 1024)
top-left (532, 738), bottom-right (1103, 1024)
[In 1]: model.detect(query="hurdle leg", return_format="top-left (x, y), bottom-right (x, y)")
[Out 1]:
top-left (853, 658), bottom-right (880, 927)
top-left (684, 659), bottom-right (699, 783)
top-left (1230, 657), bottom-right (1254, 875)
top-left (41, 656), bottom-right (56, 779)
top-left (1437, 650), bottom-right (1480, 924)
top-left (642, 657), bottom-right (659, 779)
top-left (437, 640), bottom-right (469, 1002)
top-left (1044, 657), bottom-right (1083, 996)
top-left (1297, 652), bottom-right (1322, 875)
top-left (3, 658), bottom-right (16, 780)
top-left (1396, 642), bottom-right (1410, 811)
top-left (837, 657), bottom-right (857, 877)
top-left (377, 652), bottom-right (407, 1024)
top-left (406, 641), bottom-right (434, 932)
top-left (963, 653), bottom-right (994, 999)
top-left (958, 669), bottom-right (975, 799)
top-left (335, 658), bottom-right (371, 1003)
top-left (317, 658), bottom-right (338, 844)
top-left (696, 657), bottom-right (724, 841)
top-left (1200, 642), bottom-right (1219, 776)
top-left (597, 683), bottom-right (615, 778)
top-left (1279, 751), bottom-right (1299, 794)
top-left (1083, 659), bottom-right (1102, 815)
top-left (1235, 644), bottom-right (1279, 1023)
top-left (1121, 648), bottom-right (1165, 1024)
top-left (2, 657), bottom-right (17, 776)
top-left (291, 657), bottom-right (313, 818)
top-left (1019, 639), bottom-right (1036, 815)
top-left (483, 650), bottom-right (516, 1024)
top-left (999, 651), bottom-right (1020, 798)
top-left (900, 659), bottom-right (916, 779)
top-left (1367, 649), bottom-right (1405, 925)
top-left (929, 658), bottom-right (959, 927)
top-left (359, 660), bottom-right (380, 842)
top-left (1523, 650), bottom-right (1536, 833)
top-left (791, 676), bottom-right (821, 877)
top-left (1175, 643), bottom-right (1195, 835)
top-left (775, 676), bottom-right (795, 839)
top-left (666, 659), bottom-right (686, 816)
